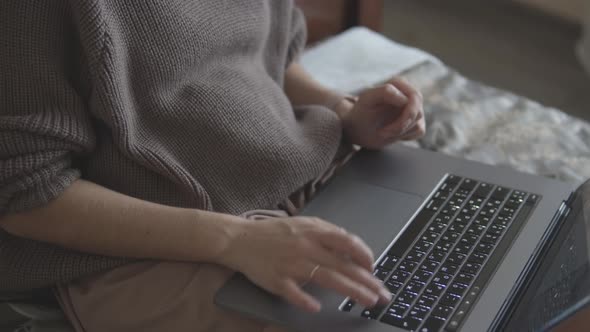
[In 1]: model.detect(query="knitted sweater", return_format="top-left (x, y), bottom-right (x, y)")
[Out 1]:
top-left (0, 0), bottom-right (342, 291)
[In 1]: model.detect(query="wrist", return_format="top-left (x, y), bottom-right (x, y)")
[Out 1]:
top-left (190, 209), bottom-right (247, 266)
top-left (329, 95), bottom-right (358, 121)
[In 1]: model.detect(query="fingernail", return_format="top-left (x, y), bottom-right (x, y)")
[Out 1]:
top-left (371, 294), bottom-right (380, 306)
top-left (386, 84), bottom-right (402, 96)
top-left (402, 118), bottom-right (413, 132)
top-left (380, 289), bottom-right (392, 302)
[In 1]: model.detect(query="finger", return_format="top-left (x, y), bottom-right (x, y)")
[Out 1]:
top-left (280, 279), bottom-right (322, 313)
top-left (305, 245), bottom-right (390, 303)
top-left (360, 84), bottom-right (408, 109)
top-left (316, 230), bottom-right (374, 272)
top-left (388, 77), bottom-right (423, 102)
top-left (311, 266), bottom-right (381, 308)
top-left (379, 93), bottom-right (421, 137)
top-left (400, 122), bottom-right (426, 141)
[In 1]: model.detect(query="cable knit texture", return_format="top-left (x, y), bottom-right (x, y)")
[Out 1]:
top-left (0, 0), bottom-right (342, 291)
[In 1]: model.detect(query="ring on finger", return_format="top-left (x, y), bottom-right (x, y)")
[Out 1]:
top-left (302, 264), bottom-right (321, 287)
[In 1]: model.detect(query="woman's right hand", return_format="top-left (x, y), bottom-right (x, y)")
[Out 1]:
top-left (218, 216), bottom-right (391, 313)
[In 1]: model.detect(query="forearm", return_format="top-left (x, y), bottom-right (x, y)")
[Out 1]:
top-left (0, 180), bottom-right (243, 264)
top-left (284, 62), bottom-right (354, 119)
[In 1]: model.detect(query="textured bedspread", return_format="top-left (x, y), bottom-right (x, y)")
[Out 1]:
top-left (302, 27), bottom-right (590, 186)
top-left (401, 62), bottom-right (590, 185)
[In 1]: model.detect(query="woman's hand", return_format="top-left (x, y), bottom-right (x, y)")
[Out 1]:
top-left (219, 216), bottom-right (391, 313)
top-left (339, 78), bottom-right (425, 149)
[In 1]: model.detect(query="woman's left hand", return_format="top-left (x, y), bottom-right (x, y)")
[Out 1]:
top-left (339, 78), bottom-right (425, 149)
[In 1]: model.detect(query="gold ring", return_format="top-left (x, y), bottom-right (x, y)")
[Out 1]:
top-left (303, 264), bottom-right (320, 287)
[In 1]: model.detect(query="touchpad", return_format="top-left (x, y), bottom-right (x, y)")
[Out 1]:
top-left (301, 175), bottom-right (423, 258)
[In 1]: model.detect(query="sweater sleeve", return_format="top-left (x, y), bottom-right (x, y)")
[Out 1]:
top-left (0, 1), bottom-right (95, 216)
top-left (285, 4), bottom-right (308, 67)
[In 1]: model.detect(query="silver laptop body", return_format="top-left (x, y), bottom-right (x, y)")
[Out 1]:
top-left (216, 144), bottom-right (575, 332)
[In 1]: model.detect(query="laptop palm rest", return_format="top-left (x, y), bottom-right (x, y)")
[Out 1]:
top-left (215, 175), bottom-right (423, 331)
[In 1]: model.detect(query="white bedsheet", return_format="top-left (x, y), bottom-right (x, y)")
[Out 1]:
top-left (303, 28), bottom-right (590, 185)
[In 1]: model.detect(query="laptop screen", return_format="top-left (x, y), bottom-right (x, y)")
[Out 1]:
top-left (504, 179), bottom-right (590, 331)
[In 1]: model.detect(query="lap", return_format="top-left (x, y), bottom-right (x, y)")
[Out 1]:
top-left (55, 261), bottom-right (288, 332)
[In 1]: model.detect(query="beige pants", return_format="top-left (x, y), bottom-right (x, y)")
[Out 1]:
top-left (55, 145), bottom-right (358, 332)
top-left (55, 261), bottom-right (287, 332)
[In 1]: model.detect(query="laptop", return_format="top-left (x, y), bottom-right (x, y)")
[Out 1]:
top-left (215, 144), bottom-right (589, 331)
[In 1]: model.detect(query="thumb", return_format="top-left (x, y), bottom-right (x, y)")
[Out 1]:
top-left (359, 84), bottom-right (408, 109)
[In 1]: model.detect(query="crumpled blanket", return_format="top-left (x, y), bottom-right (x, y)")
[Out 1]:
top-left (303, 27), bottom-right (590, 186)
top-left (400, 62), bottom-right (590, 186)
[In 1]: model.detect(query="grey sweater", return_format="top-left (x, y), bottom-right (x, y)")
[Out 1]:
top-left (0, 0), bottom-right (341, 291)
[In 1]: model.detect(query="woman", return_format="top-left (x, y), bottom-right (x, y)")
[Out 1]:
top-left (0, 0), bottom-right (425, 331)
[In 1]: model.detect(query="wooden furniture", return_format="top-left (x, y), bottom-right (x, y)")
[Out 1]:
top-left (295, 0), bottom-right (383, 44)
top-left (514, 0), bottom-right (587, 24)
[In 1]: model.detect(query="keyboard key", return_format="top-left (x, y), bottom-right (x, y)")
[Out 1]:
top-left (459, 178), bottom-right (477, 191)
top-left (386, 302), bottom-right (409, 317)
top-left (422, 232), bottom-right (440, 243)
top-left (505, 198), bottom-right (522, 209)
top-left (432, 272), bottom-right (453, 287)
top-left (427, 250), bottom-right (446, 263)
top-left (468, 252), bottom-right (488, 264)
top-left (424, 283), bottom-right (445, 297)
top-left (381, 314), bottom-right (421, 330)
top-left (406, 250), bottom-right (426, 263)
top-left (433, 190), bottom-right (449, 200)
top-left (491, 187), bottom-right (509, 200)
top-left (455, 272), bottom-right (475, 285)
top-left (414, 240), bottom-right (434, 253)
top-left (405, 280), bottom-right (426, 294)
top-left (466, 224), bottom-right (486, 236)
top-left (474, 215), bottom-right (491, 226)
top-left (488, 224), bottom-right (506, 236)
top-left (441, 231), bottom-right (460, 243)
top-left (459, 234), bottom-right (479, 246)
top-left (494, 214), bottom-right (512, 227)
top-left (408, 304), bottom-right (430, 320)
top-left (417, 294), bottom-right (437, 308)
top-left (412, 270), bottom-right (433, 283)
top-left (422, 317), bottom-right (446, 331)
top-left (473, 183), bottom-right (492, 198)
top-left (445, 174), bottom-right (461, 185)
top-left (448, 222), bottom-right (466, 233)
top-left (385, 280), bottom-right (403, 294)
top-left (421, 260), bottom-right (440, 272)
top-left (429, 222), bottom-right (447, 233)
top-left (453, 242), bottom-right (473, 255)
top-left (434, 241), bottom-right (454, 253)
top-left (481, 232), bottom-right (500, 244)
top-left (397, 291), bottom-right (418, 306)
top-left (447, 252), bottom-right (466, 265)
top-left (439, 262), bottom-right (459, 275)
top-left (501, 206), bottom-right (517, 216)
top-left (454, 214), bottom-right (470, 225)
top-left (426, 198), bottom-right (445, 212)
top-left (378, 255), bottom-right (400, 271)
top-left (432, 304), bottom-right (454, 320)
top-left (374, 268), bottom-right (390, 281)
top-left (389, 270), bottom-right (411, 284)
top-left (474, 243), bottom-right (493, 255)
top-left (461, 262), bottom-right (481, 275)
top-left (398, 260), bottom-right (419, 273)
top-left (341, 300), bottom-right (355, 312)
top-left (439, 293), bottom-right (461, 307)
top-left (361, 304), bottom-right (386, 319)
top-left (449, 282), bottom-right (468, 297)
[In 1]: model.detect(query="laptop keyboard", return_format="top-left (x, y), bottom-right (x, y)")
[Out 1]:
top-left (341, 174), bottom-right (541, 331)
